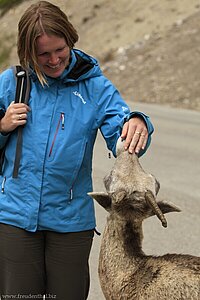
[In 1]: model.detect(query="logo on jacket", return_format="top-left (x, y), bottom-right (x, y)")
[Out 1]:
top-left (73, 91), bottom-right (86, 104)
top-left (122, 106), bottom-right (129, 112)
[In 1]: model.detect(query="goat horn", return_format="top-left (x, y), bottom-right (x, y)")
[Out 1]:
top-left (145, 190), bottom-right (168, 228)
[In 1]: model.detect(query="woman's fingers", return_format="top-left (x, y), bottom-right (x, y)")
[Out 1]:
top-left (121, 117), bottom-right (148, 154)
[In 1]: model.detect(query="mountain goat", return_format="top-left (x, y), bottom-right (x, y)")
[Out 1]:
top-left (89, 139), bottom-right (200, 300)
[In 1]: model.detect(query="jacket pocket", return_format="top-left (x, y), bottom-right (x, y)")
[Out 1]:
top-left (67, 141), bottom-right (88, 201)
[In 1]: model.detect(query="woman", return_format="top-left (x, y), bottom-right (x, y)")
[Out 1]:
top-left (0, 1), bottom-right (154, 299)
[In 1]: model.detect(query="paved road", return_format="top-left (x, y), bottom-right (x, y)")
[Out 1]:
top-left (88, 102), bottom-right (200, 300)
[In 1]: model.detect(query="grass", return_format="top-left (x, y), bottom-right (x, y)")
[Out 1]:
top-left (0, 0), bottom-right (25, 16)
top-left (0, 46), bottom-right (10, 71)
top-left (0, 1), bottom-right (23, 68)
top-left (0, 34), bottom-right (15, 70)
top-left (0, 47), bottom-right (9, 64)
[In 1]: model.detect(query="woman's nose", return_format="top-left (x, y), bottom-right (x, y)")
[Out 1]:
top-left (49, 52), bottom-right (59, 64)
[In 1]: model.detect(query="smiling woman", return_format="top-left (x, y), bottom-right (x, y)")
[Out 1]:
top-left (17, 0), bottom-right (79, 86)
top-left (0, 1), bottom-right (154, 299)
top-left (36, 34), bottom-right (71, 78)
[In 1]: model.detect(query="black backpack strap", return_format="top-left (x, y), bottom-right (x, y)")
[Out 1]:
top-left (0, 147), bottom-right (5, 175)
top-left (14, 66), bottom-right (31, 105)
top-left (12, 66), bottom-right (31, 178)
top-left (0, 109), bottom-right (6, 175)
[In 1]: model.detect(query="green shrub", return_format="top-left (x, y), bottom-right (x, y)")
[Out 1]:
top-left (0, 0), bottom-right (25, 16)
top-left (0, 33), bottom-right (15, 70)
top-left (0, 46), bottom-right (10, 66)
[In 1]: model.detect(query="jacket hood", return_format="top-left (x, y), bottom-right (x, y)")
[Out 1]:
top-left (30, 49), bottom-right (102, 86)
top-left (65, 49), bottom-right (102, 81)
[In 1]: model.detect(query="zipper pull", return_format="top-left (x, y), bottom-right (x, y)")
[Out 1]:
top-left (1, 176), bottom-right (6, 193)
top-left (108, 152), bottom-right (111, 159)
top-left (61, 113), bottom-right (65, 130)
top-left (70, 188), bottom-right (73, 200)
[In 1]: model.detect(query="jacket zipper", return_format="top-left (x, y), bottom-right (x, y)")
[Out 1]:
top-left (1, 176), bottom-right (6, 193)
top-left (61, 112), bottom-right (65, 130)
top-left (49, 112), bottom-right (65, 157)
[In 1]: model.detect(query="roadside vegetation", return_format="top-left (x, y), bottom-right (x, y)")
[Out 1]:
top-left (0, 46), bottom-right (9, 66)
top-left (0, 33), bottom-right (15, 71)
top-left (0, 0), bottom-right (23, 69)
top-left (0, 0), bottom-right (24, 16)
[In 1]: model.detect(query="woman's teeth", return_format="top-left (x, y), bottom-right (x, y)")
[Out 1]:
top-left (48, 64), bottom-right (60, 69)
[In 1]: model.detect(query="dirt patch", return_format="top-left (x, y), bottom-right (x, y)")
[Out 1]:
top-left (103, 11), bottom-right (200, 111)
top-left (0, 0), bottom-right (200, 111)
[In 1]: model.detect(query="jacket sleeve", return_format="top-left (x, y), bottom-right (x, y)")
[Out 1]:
top-left (95, 76), bottom-right (154, 157)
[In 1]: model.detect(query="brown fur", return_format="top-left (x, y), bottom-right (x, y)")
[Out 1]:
top-left (89, 139), bottom-right (200, 300)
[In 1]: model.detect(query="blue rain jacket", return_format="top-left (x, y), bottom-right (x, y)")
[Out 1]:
top-left (0, 49), bottom-right (154, 232)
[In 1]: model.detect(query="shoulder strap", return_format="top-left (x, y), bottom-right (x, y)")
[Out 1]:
top-left (13, 65), bottom-right (31, 105)
top-left (12, 66), bottom-right (31, 178)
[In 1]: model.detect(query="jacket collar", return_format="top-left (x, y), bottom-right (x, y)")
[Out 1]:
top-left (29, 49), bottom-right (102, 87)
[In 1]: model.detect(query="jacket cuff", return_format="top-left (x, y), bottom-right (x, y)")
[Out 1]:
top-left (124, 111), bottom-right (154, 135)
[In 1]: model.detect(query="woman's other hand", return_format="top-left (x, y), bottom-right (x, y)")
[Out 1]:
top-left (0, 102), bottom-right (31, 134)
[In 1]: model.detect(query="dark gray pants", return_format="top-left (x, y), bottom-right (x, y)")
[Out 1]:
top-left (0, 223), bottom-right (94, 300)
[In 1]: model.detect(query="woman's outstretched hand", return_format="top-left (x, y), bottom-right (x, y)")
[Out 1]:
top-left (121, 117), bottom-right (148, 154)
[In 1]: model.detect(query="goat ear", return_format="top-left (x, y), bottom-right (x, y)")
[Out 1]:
top-left (157, 201), bottom-right (181, 214)
top-left (88, 192), bottom-right (111, 211)
top-left (144, 201), bottom-right (181, 225)
top-left (146, 201), bottom-right (181, 218)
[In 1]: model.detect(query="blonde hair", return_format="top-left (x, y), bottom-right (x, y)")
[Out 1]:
top-left (17, 1), bottom-right (79, 86)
